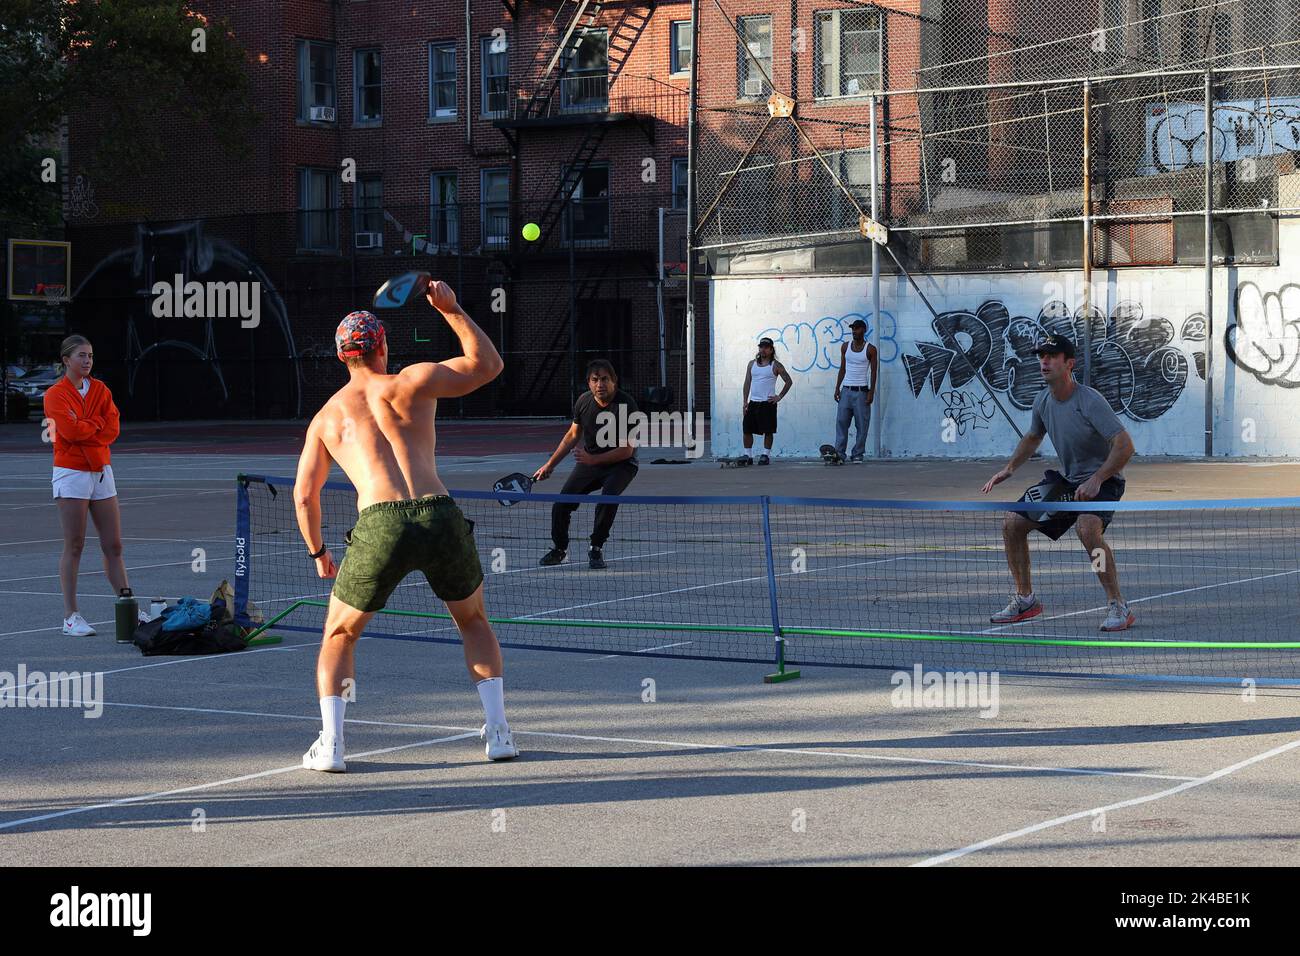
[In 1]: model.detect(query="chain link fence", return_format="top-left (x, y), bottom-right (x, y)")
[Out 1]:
top-left (22, 196), bottom-right (698, 422)
top-left (694, 0), bottom-right (1300, 270)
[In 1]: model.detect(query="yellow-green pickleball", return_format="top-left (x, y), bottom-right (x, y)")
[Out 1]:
top-left (522, 222), bottom-right (540, 241)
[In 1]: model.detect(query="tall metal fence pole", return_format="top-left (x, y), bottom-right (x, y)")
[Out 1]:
top-left (1204, 69), bottom-right (1215, 457)
top-left (1081, 79), bottom-right (1093, 386)
top-left (684, 0), bottom-right (700, 438)
top-left (869, 92), bottom-right (882, 458)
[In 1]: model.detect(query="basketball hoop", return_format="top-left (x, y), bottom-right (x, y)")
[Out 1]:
top-left (37, 283), bottom-right (67, 303)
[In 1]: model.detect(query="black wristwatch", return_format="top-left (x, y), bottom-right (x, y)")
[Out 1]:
top-left (308, 544), bottom-right (328, 559)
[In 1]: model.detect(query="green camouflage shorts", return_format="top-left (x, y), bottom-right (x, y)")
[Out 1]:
top-left (332, 496), bottom-right (483, 612)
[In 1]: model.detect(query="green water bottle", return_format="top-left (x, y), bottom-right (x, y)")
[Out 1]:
top-left (115, 588), bottom-right (138, 644)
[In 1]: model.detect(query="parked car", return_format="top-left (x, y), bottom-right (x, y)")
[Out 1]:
top-left (12, 366), bottom-right (62, 404)
top-left (4, 387), bottom-right (31, 420)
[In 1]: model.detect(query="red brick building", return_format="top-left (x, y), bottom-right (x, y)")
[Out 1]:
top-left (68, 0), bottom-right (703, 419)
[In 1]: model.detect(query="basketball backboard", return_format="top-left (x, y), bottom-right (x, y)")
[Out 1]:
top-left (7, 239), bottom-right (71, 302)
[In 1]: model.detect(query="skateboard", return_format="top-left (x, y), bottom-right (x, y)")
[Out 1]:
top-left (718, 456), bottom-right (754, 469)
top-left (819, 444), bottom-right (845, 466)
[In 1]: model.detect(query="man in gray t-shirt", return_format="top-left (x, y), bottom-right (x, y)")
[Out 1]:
top-left (981, 335), bottom-right (1137, 633)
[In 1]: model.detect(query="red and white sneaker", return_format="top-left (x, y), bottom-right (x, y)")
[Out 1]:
top-left (1100, 600), bottom-right (1136, 632)
top-left (989, 594), bottom-right (1042, 624)
top-left (62, 613), bottom-right (96, 637)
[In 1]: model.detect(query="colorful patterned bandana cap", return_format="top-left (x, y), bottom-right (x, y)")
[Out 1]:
top-left (336, 310), bottom-right (386, 360)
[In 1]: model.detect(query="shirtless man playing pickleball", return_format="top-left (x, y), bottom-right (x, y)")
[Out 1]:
top-left (293, 281), bottom-right (516, 772)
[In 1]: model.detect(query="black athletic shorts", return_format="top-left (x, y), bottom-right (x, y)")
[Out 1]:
top-left (743, 400), bottom-right (777, 435)
top-left (1014, 469), bottom-right (1126, 541)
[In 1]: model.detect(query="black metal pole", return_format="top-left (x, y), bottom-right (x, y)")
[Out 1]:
top-left (568, 199), bottom-right (577, 400)
top-left (684, 0), bottom-right (700, 424)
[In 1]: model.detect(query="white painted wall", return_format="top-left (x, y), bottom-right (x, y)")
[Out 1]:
top-left (710, 219), bottom-right (1300, 460)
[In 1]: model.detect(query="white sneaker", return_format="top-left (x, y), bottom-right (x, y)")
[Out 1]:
top-left (62, 613), bottom-right (96, 637)
top-left (481, 723), bottom-right (519, 761)
top-left (1100, 600), bottom-right (1136, 633)
top-left (302, 732), bottom-right (346, 772)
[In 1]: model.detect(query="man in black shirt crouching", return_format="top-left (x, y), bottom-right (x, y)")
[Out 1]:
top-left (532, 359), bottom-right (639, 569)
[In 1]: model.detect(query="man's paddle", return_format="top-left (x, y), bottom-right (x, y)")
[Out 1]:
top-left (492, 472), bottom-right (535, 508)
top-left (372, 271), bottom-right (431, 309)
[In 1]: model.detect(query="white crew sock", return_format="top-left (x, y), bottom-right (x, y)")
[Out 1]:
top-left (476, 677), bottom-right (507, 728)
top-left (320, 695), bottom-right (346, 743)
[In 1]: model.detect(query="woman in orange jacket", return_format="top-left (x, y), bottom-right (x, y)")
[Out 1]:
top-left (44, 335), bottom-right (134, 636)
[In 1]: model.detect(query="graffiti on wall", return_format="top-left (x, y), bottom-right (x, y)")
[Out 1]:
top-left (900, 300), bottom-right (1205, 424)
top-left (940, 388), bottom-right (997, 435)
top-left (756, 312), bottom-right (898, 373)
top-left (1225, 282), bottom-right (1300, 388)
top-left (1143, 98), bottom-right (1300, 175)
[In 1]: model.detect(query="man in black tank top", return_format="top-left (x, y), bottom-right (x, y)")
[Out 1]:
top-left (532, 359), bottom-right (639, 569)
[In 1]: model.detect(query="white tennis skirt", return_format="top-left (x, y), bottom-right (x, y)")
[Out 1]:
top-left (52, 465), bottom-right (117, 501)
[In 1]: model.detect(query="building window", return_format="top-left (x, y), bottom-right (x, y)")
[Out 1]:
top-left (355, 175), bottom-right (383, 238)
top-left (1101, 0), bottom-right (1126, 61)
top-left (354, 49), bottom-right (381, 124)
top-left (815, 8), bottom-right (882, 99)
top-left (737, 16), bottom-right (772, 101)
top-left (297, 168), bottom-right (338, 251)
top-left (431, 172), bottom-right (459, 250)
top-left (1214, 12), bottom-right (1232, 59)
top-left (671, 20), bottom-right (692, 75)
top-left (430, 42), bottom-right (457, 119)
top-left (561, 28), bottom-right (608, 111)
top-left (481, 36), bottom-right (509, 117)
top-left (481, 168), bottom-right (510, 247)
top-left (298, 41), bottom-right (336, 120)
top-left (833, 148), bottom-right (879, 226)
top-left (672, 157), bottom-right (689, 210)
top-left (1143, 0), bottom-right (1163, 60)
top-left (564, 165), bottom-right (610, 246)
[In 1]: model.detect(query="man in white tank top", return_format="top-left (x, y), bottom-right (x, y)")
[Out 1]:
top-left (832, 319), bottom-right (878, 461)
top-left (740, 337), bottom-right (792, 464)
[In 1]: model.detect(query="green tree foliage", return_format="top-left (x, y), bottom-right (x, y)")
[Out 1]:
top-left (0, 0), bottom-right (260, 225)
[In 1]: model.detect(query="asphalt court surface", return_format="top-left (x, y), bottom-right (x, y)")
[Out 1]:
top-left (1, 437), bottom-right (1299, 865)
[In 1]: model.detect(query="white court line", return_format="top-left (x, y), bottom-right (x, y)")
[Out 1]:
top-left (54, 699), bottom-right (1200, 784)
top-left (0, 617), bottom-right (113, 639)
top-left (586, 640), bottom-right (695, 661)
top-left (0, 535), bottom-right (232, 548)
top-left (0, 558), bottom-right (210, 585)
top-left (913, 736), bottom-right (1300, 866)
top-left (523, 554), bottom-right (916, 619)
top-left (0, 489), bottom-right (227, 511)
top-left (252, 548), bottom-right (683, 611)
top-left (0, 589), bottom-right (121, 599)
top-left (982, 566), bottom-right (1300, 634)
top-left (0, 732), bottom-right (479, 833)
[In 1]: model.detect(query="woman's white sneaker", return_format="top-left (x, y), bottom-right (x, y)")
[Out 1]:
top-left (302, 732), bottom-right (346, 772)
top-left (481, 723), bottom-right (519, 761)
top-left (62, 613), bottom-right (96, 637)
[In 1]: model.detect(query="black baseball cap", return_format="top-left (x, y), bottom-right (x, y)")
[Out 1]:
top-left (758, 337), bottom-right (774, 347)
top-left (1036, 335), bottom-right (1075, 359)
top-left (849, 319), bottom-right (867, 330)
